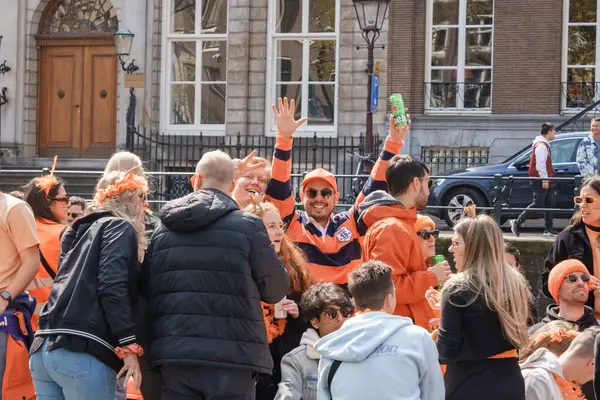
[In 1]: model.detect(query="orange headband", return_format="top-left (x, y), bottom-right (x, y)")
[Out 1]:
top-left (94, 170), bottom-right (148, 205)
top-left (533, 329), bottom-right (578, 347)
top-left (36, 155), bottom-right (59, 197)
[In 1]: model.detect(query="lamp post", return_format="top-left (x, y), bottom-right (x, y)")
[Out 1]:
top-left (352, 0), bottom-right (389, 156)
top-left (0, 33), bottom-right (8, 158)
top-left (0, 36), bottom-right (10, 76)
top-left (115, 29), bottom-right (139, 144)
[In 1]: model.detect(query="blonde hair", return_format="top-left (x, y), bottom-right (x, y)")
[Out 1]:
top-left (245, 201), bottom-right (312, 293)
top-left (89, 171), bottom-right (147, 262)
top-left (520, 321), bottom-right (578, 361)
top-left (104, 151), bottom-right (144, 177)
top-left (444, 214), bottom-right (532, 349)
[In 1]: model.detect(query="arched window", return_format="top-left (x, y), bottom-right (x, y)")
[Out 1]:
top-left (40, 0), bottom-right (118, 35)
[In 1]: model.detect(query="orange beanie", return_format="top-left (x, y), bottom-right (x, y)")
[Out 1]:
top-left (415, 214), bottom-right (435, 232)
top-left (548, 259), bottom-right (590, 304)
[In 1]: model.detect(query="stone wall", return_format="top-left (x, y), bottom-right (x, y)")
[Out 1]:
top-left (435, 236), bottom-right (555, 321)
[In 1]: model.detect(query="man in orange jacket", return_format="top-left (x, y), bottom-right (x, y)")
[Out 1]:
top-left (358, 155), bottom-right (451, 329)
top-left (266, 98), bottom-right (408, 284)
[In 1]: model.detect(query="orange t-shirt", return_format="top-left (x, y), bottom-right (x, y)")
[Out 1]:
top-left (30, 219), bottom-right (64, 304)
top-left (0, 193), bottom-right (40, 290)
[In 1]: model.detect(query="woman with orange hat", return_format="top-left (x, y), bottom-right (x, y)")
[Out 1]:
top-left (22, 158), bottom-right (68, 330)
top-left (415, 214), bottom-right (439, 266)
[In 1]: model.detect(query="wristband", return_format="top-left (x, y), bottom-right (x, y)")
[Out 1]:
top-left (114, 343), bottom-right (144, 360)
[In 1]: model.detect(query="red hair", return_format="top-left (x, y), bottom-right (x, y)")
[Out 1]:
top-left (245, 201), bottom-right (312, 293)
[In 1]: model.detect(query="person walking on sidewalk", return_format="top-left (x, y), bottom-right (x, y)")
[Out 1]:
top-left (511, 122), bottom-right (557, 237)
top-left (576, 118), bottom-right (600, 178)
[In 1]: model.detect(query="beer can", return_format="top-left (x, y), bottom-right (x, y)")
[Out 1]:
top-left (274, 296), bottom-right (288, 319)
top-left (389, 93), bottom-right (408, 127)
top-left (431, 255), bottom-right (445, 265)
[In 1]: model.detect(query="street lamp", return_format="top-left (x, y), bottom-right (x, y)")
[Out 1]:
top-left (353, 0), bottom-right (389, 154)
top-left (115, 29), bottom-right (139, 74)
top-left (0, 36), bottom-right (11, 75)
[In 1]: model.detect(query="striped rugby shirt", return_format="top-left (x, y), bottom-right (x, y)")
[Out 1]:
top-left (266, 136), bottom-right (403, 284)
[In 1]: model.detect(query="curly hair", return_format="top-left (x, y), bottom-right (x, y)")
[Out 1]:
top-left (245, 201), bottom-right (312, 293)
top-left (301, 282), bottom-right (353, 321)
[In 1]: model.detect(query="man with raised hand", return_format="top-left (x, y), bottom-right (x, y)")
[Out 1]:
top-left (266, 97), bottom-right (408, 284)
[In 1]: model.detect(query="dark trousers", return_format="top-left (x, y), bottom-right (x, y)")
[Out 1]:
top-left (517, 181), bottom-right (556, 230)
top-left (161, 364), bottom-right (256, 400)
top-left (140, 356), bottom-right (162, 400)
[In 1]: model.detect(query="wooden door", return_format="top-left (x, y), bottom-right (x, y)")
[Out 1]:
top-left (39, 46), bottom-right (84, 158)
top-left (38, 41), bottom-right (117, 158)
top-left (81, 46), bottom-right (117, 158)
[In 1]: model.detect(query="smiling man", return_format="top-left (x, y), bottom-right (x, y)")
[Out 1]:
top-left (266, 97), bottom-right (408, 284)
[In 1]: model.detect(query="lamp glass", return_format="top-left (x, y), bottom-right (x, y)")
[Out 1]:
top-left (115, 29), bottom-right (134, 56)
top-left (353, 0), bottom-right (389, 31)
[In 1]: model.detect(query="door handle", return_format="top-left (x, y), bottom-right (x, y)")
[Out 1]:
top-left (553, 168), bottom-right (567, 172)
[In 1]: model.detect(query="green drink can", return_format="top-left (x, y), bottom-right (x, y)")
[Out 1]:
top-left (431, 255), bottom-right (445, 265)
top-left (389, 93), bottom-right (408, 127)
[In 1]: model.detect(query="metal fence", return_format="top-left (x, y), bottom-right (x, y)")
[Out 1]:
top-left (125, 127), bottom-right (383, 205)
top-left (0, 168), bottom-right (583, 228)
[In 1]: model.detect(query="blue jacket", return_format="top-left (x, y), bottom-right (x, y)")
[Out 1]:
top-left (314, 311), bottom-right (444, 400)
top-left (0, 292), bottom-right (36, 350)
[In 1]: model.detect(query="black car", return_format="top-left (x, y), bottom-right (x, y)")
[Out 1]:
top-left (427, 131), bottom-right (588, 227)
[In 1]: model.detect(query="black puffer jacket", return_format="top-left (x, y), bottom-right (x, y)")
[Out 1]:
top-left (141, 189), bottom-right (289, 374)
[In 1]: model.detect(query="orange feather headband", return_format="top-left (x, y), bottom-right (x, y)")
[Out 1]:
top-left (35, 155), bottom-right (59, 197)
top-left (94, 170), bottom-right (148, 205)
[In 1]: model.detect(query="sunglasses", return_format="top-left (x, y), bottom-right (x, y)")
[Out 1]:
top-left (50, 196), bottom-right (70, 204)
top-left (305, 188), bottom-right (334, 199)
top-left (323, 307), bottom-right (354, 320)
top-left (417, 230), bottom-right (439, 240)
top-left (67, 212), bottom-right (82, 219)
top-left (574, 196), bottom-right (600, 205)
top-left (565, 273), bottom-right (591, 283)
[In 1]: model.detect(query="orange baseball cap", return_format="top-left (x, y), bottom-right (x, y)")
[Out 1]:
top-left (301, 168), bottom-right (338, 193)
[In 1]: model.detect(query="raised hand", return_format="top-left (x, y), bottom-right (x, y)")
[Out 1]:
top-left (233, 150), bottom-right (268, 181)
top-left (271, 97), bottom-right (308, 140)
top-left (388, 110), bottom-right (411, 143)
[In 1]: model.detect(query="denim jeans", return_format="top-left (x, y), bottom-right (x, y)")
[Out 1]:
top-left (29, 337), bottom-right (116, 400)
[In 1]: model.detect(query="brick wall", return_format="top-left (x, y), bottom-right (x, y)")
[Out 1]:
top-left (387, 0), bottom-right (426, 115)
top-left (492, 0), bottom-right (563, 114)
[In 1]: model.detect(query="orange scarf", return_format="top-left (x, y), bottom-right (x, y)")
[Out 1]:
top-left (554, 375), bottom-right (585, 400)
top-left (262, 303), bottom-right (286, 344)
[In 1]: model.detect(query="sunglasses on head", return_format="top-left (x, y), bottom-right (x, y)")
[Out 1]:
top-left (417, 230), bottom-right (439, 240)
top-left (574, 196), bottom-right (600, 205)
top-left (565, 273), bottom-right (591, 283)
top-left (305, 188), bottom-right (334, 199)
top-left (50, 196), bottom-right (70, 204)
top-left (323, 306), bottom-right (354, 320)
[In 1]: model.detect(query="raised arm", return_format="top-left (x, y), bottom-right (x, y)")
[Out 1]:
top-left (353, 115), bottom-right (408, 211)
top-left (266, 98), bottom-right (307, 226)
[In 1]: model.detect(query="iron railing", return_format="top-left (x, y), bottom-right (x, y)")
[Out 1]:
top-left (420, 146), bottom-right (489, 175)
top-left (0, 168), bottom-right (583, 228)
top-left (424, 82), bottom-right (492, 110)
top-left (125, 127), bottom-right (382, 205)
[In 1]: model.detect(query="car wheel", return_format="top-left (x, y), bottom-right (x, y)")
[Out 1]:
top-left (442, 187), bottom-right (487, 227)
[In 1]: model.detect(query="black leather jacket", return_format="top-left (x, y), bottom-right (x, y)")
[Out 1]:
top-left (35, 211), bottom-right (140, 369)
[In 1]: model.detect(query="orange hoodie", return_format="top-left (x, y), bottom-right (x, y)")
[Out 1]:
top-left (359, 191), bottom-right (437, 329)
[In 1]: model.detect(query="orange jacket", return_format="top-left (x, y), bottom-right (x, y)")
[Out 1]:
top-left (28, 219), bottom-right (63, 329)
top-left (359, 191), bottom-right (437, 329)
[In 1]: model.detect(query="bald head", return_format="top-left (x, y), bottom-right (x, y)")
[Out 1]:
top-left (194, 150), bottom-right (235, 193)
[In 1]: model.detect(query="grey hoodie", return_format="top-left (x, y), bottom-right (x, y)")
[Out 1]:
top-left (314, 312), bottom-right (444, 400)
top-left (520, 348), bottom-right (563, 400)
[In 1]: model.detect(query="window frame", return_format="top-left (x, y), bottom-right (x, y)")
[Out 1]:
top-left (264, 0), bottom-right (341, 137)
top-left (561, 0), bottom-right (600, 112)
top-left (424, 0), bottom-right (494, 115)
top-left (160, 0), bottom-right (228, 136)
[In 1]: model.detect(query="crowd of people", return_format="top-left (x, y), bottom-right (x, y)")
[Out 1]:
top-left (2, 98), bottom-right (600, 399)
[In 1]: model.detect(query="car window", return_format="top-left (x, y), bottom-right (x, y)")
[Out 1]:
top-left (550, 138), bottom-right (581, 163)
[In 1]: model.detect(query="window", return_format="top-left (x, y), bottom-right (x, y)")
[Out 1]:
top-left (421, 146), bottom-right (489, 174)
top-left (161, 0), bottom-right (227, 134)
top-left (425, 0), bottom-right (493, 112)
top-left (265, 0), bottom-right (339, 136)
top-left (550, 139), bottom-right (581, 164)
top-left (563, 0), bottom-right (599, 109)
